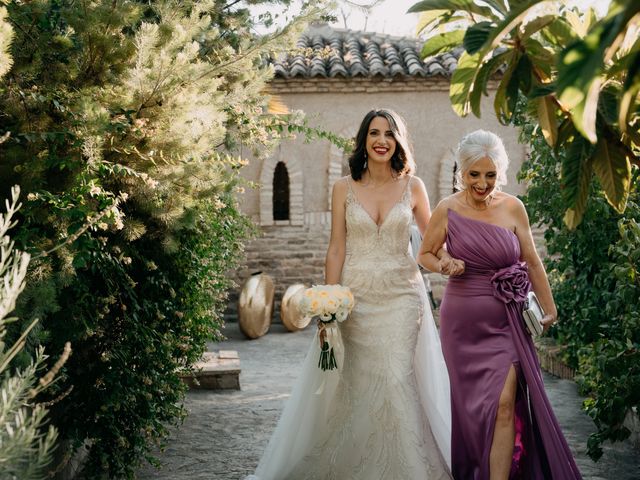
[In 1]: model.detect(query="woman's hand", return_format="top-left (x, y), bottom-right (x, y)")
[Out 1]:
top-left (318, 320), bottom-right (327, 347)
top-left (541, 314), bottom-right (556, 334)
top-left (438, 256), bottom-right (465, 276)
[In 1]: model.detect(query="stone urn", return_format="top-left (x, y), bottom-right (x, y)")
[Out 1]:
top-left (280, 283), bottom-right (311, 332)
top-left (238, 272), bottom-right (274, 339)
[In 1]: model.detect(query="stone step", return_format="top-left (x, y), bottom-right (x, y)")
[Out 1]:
top-left (180, 350), bottom-right (241, 390)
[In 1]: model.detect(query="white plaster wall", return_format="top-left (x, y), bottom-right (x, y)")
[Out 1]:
top-left (238, 88), bottom-right (527, 222)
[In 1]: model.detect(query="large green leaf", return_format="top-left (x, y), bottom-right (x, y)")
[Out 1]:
top-left (561, 137), bottom-right (592, 229)
top-left (469, 49), bottom-right (514, 117)
top-left (624, 125), bottom-right (640, 154)
top-left (527, 82), bottom-right (555, 99)
top-left (557, 26), bottom-right (608, 142)
top-left (480, 0), bottom-right (507, 17)
top-left (619, 83), bottom-right (640, 136)
top-left (476, 0), bottom-right (543, 60)
top-left (463, 21), bottom-right (494, 54)
top-left (598, 84), bottom-right (620, 125)
top-left (415, 10), bottom-right (447, 36)
top-left (619, 49), bottom-right (640, 133)
top-left (537, 95), bottom-right (558, 147)
top-left (521, 14), bottom-right (557, 40)
top-left (417, 12), bottom-right (471, 38)
top-left (408, 0), bottom-right (494, 17)
top-left (449, 51), bottom-right (484, 117)
top-left (569, 77), bottom-right (602, 144)
top-left (522, 38), bottom-right (554, 79)
top-left (421, 30), bottom-right (466, 58)
top-left (561, 118), bottom-right (591, 207)
top-left (494, 49), bottom-right (520, 123)
top-left (541, 17), bottom-right (578, 46)
top-left (494, 52), bottom-right (529, 122)
top-left (558, 2), bottom-right (640, 142)
top-left (564, 8), bottom-right (594, 37)
top-left (515, 53), bottom-right (533, 95)
top-left (607, 37), bottom-right (640, 76)
top-left (555, 117), bottom-right (577, 154)
top-left (592, 138), bottom-right (632, 213)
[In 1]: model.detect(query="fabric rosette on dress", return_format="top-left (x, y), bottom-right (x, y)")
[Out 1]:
top-left (490, 262), bottom-right (531, 305)
top-left (298, 284), bottom-right (354, 371)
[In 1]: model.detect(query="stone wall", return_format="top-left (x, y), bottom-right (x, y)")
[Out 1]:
top-left (228, 75), bottom-right (533, 324)
top-left (226, 215), bottom-right (331, 322)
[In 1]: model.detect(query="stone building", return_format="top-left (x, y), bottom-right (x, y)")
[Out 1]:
top-left (228, 24), bottom-right (530, 321)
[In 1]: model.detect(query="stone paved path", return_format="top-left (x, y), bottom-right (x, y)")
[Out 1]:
top-left (137, 324), bottom-right (640, 480)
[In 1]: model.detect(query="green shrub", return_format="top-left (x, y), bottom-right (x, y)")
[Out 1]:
top-left (1, 0), bottom-right (321, 477)
top-left (0, 186), bottom-right (65, 480)
top-left (518, 118), bottom-right (640, 459)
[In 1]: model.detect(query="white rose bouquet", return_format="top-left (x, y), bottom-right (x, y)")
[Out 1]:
top-left (298, 284), bottom-right (354, 371)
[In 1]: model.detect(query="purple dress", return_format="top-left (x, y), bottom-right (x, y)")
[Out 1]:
top-left (440, 209), bottom-right (582, 479)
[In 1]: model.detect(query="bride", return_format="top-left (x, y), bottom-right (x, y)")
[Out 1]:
top-left (248, 109), bottom-right (452, 479)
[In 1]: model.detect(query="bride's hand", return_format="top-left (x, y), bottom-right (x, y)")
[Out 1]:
top-left (439, 257), bottom-right (465, 276)
top-left (318, 322), bottom-right (327, 347)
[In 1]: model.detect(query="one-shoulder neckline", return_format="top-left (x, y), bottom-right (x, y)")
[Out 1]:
top-left (447, 208), bottom-right (517, 238)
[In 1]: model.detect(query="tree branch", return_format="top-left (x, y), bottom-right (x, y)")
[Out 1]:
top-left (223, 0), bottom-right (244, 10)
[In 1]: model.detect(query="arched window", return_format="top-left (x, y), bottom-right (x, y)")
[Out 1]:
top-left (273, 161), bottom-right (290, 221)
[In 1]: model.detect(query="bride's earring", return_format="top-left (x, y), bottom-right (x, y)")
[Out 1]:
top-left (363, 152), bottom-right (367, 170)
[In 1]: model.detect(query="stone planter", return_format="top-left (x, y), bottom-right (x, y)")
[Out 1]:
top-left (534, 337), bottom-right (575, 380)
top-left (181, 351), bottom-right (241, 390)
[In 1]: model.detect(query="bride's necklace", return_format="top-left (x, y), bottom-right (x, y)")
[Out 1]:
top-left (464, 190), bottom-right (493, 211)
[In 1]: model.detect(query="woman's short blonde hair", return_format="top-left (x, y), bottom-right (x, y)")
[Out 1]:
top-left (454, 130), bottom-right (509, 191)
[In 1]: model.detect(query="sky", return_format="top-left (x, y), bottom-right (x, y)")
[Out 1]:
top-left (339, 0), bottom-right (611, 37)
top-left (252, 0), bottom-right (612, 38)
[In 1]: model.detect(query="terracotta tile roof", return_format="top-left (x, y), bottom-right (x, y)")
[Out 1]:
top-left (273, 23), bottom-right (463, 79)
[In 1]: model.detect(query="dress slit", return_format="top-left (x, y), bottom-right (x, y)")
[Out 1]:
top-left (441, 208), bottom-right (581, 479)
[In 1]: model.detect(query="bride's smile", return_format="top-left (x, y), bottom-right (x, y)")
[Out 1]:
top-left (366, 116), bottom-right (397, 163)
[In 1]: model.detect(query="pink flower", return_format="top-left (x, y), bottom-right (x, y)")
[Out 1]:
top-left (491, 262), bottom-right (530, 304)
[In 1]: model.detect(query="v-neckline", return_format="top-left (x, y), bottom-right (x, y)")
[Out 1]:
top-left (353, 199), bottom-right (404, 230)
top-left (349, 177), bottom-right (411, 229)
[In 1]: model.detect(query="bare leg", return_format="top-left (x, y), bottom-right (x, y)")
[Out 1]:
top-left (489, 364), bottom-right (517, 480)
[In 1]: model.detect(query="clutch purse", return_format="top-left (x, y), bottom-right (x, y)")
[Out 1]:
top-left (522, 291), bottom-right (544, 337)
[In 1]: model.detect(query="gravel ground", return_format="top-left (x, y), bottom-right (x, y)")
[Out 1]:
top-left (136, 324), bottom-right (640, 480)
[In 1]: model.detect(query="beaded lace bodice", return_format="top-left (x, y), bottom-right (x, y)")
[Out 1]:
top-left (344, 177), bottom-right (414, 260)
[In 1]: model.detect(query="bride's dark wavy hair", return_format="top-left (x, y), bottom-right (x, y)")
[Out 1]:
top-left (348, 109), bottom-right (415, 181)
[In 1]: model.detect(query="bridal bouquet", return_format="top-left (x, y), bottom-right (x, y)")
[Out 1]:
top-left (298, 284), bottom-right (354, 371)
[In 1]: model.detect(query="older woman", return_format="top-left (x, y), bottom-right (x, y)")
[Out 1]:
top-left (419, 130), bottom-right (581, 479)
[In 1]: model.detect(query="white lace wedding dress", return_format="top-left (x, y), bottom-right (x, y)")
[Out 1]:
top-left (248, 177), bottom-right (452, 480)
